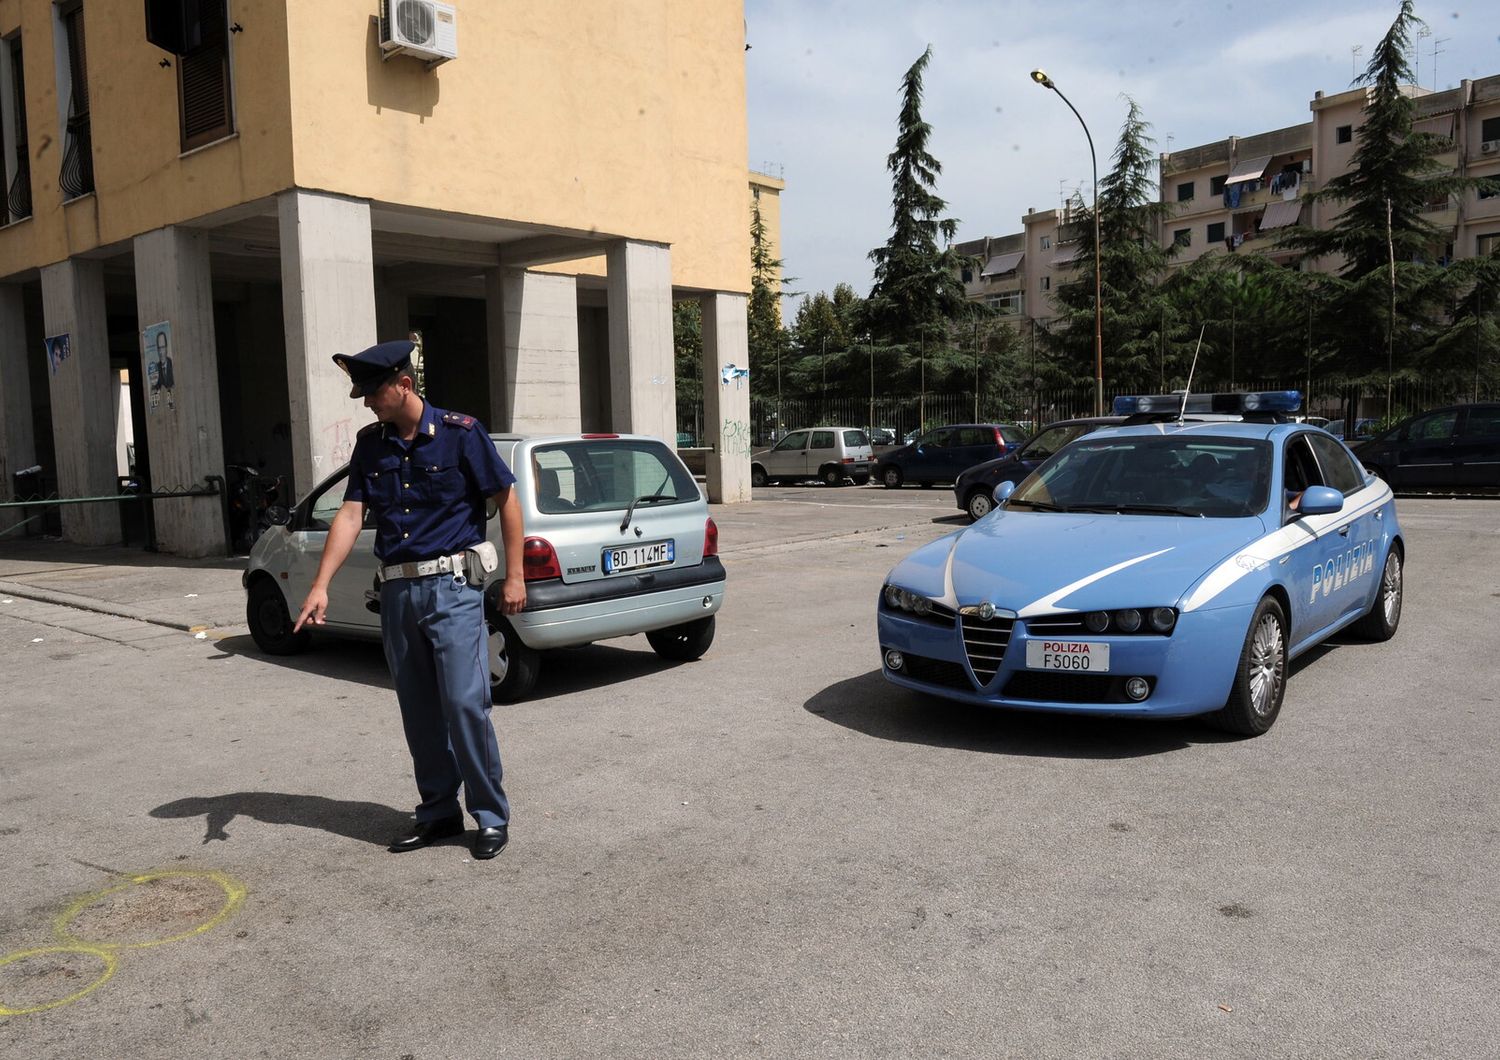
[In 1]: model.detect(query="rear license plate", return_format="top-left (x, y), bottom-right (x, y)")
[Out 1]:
top-left (1026, 640), bottom-right (1110, 672)
top-left (602, 539), bottom-right (674, 574)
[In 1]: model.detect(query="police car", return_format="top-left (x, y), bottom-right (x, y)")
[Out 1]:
top-left (877, 392), bottom-right (1404, 735)
top-left (244, 433), bottom-right (725, 702)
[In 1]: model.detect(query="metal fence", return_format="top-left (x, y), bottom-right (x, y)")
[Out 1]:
top-left (679, 379), bottom-right (1499, 447)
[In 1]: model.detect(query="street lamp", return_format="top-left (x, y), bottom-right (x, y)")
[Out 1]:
top-left (1030, 68), bottom-right (1104, 415)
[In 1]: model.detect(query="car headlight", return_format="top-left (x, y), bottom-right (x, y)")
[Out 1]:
top-left (1076, 608), bottom-right (1176, 635)
top-left (883, 584), bottom-right (939, 615)
top-left (1147, 607), bottom-right (1177, 632)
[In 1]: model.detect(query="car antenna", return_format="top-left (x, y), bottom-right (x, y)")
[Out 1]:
top-left (1178, 325), bottom-right (1207, 422)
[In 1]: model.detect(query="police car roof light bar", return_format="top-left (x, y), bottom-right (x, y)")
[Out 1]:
top-left (1112, 390), bottom-right (1304, 416)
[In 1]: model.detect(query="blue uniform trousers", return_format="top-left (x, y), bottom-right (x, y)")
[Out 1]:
top-left (379, 573), bottom-right (510, 829)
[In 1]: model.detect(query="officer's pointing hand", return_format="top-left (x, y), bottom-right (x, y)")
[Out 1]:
top-left (293, 587), bottom-right (330, 632)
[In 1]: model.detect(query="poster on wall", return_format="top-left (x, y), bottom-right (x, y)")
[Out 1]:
top-left (142, 320), bottom-right (175, 413)
top-left (44, 334), bottom-right (71, 376)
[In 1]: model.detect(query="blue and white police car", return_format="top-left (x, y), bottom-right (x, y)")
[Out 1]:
top-left (877, 392), bottom-right (1404, 735)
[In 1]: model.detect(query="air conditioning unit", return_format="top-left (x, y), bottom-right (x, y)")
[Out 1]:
top-left (1481, 140), bottom-right (1500, 155)
top-left (380, 0), bottom-right (458, 64)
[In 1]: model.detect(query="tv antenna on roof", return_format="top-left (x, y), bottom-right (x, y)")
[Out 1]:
top-left (1351, 44), bottom-right (1363, 81)
top-left (1432, 37), bottom-right (1450, 90)
top-left (1415, 24), bottom-right (1431, 87)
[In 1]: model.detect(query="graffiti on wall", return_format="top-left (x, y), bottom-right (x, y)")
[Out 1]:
top-left (323, 418), bottom-right (355, 468)
top-left (721, 418), bottom-right (753, 457)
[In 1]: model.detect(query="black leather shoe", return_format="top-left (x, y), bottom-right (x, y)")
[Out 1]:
top-left (473, 826), bottom-right (508, 860)
top-left (388, 815), bottom-right (464, 853)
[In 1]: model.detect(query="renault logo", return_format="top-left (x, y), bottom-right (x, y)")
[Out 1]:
top-left (978, 602), bottom-right (995, 621)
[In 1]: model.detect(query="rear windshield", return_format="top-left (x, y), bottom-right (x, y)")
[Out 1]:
top-left (531, 440), bottom-right (699, 515)
top-left (843, 430), bottom-right (869, 447)
top-left (1000, 425), bottom-right (1027, 446)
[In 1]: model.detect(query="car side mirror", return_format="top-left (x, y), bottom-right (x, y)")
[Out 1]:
top-left (993, 481), bottom-right (1017, 506)
top-left (265, 505), bottom-right (291, 526)
top-left (1298, 485), bottom-right (1344, 516)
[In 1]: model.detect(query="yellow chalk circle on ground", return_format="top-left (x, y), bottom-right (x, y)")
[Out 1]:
top-left (53, 869), bottom-right (246, 951)
top-left (0, 944), bottom-right (119, 1017)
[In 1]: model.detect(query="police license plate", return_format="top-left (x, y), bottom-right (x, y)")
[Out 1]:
top-left (1026, 640), bottom-right (1110, 672)
top-left (602, 539), bottom-right (674, 574)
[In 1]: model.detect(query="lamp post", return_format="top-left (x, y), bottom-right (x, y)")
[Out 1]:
top-left (1030, 68), bottom-right (1103, 415)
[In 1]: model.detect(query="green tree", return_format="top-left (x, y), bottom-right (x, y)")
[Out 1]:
top-left (1042, 98), bottom-right (1176, 394)
top-left (748, 193), bottom-right (790, 398)
top-left (865, 45), bottom-right (972, 405)
top-left (1276, 0), bottom-right (1480, 391)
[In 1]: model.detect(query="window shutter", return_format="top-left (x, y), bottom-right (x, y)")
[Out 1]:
top-left (178, 2), bottom-right (232, 151)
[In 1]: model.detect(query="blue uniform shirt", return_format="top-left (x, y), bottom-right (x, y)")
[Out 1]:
top-left (344, 402), bottom-right (515, 564)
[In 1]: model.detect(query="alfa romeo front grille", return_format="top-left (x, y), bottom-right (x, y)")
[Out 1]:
top-left (960, 612), bottom-right (1014, 685)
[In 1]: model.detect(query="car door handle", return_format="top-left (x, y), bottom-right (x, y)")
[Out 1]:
top-left (1337, 524), bottom-right (1351, 537)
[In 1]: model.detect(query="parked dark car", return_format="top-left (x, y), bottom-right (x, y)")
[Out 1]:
top-left (952, 415), bottom-right (1126, 520)
top-left (875, 423), bottom-right (1027, 489)
top-left (1349, 402), bottom-right (1500, 492)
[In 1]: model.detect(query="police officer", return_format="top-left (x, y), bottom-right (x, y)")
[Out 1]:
top-left (293, 340), bottom-right (525, 860)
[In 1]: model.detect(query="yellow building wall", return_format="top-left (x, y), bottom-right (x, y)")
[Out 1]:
top-left (2, 1), bottom-right (753, 297)
top-left (0, 0), bottom-right (296, 274)
top-left (284, 0), bottom-right (751, 295)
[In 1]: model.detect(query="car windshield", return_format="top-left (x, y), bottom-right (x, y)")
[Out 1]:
top-left (531, 440), bottom-right (699, 515)
top-left (1007, 436), bottom-right (1272, 518)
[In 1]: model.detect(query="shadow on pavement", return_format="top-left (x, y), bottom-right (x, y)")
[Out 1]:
top-left (209, 633), bottom-right (392, 690)
top-left (524, 641), bottom-right (691, 703)
top-left (805, 670), bottom-right (1236, 759)
top-left (210, 633), bottom-right (686, 701)
top-left (150, 792), bottom-right (413, 846)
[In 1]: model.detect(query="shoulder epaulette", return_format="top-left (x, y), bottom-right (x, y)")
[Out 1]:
top-left (357, 421), bottom-right (383, 437)
top-left (442, 412), bottom-right (477, 430)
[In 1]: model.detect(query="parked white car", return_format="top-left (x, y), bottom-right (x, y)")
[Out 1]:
top-left (243, 433), bottom-right (726, 701)
top-left (750, 427), bottom-right (874, 487)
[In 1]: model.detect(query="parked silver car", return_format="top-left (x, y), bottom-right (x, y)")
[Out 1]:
top-left (750, 427), bottom-right (873, 487)
top-left (243, 433), bottom-right (726, 701)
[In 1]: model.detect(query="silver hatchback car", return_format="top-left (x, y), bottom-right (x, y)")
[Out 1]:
top-left (244, 433), bottom-right (726, 701)
top-left (750, 426), bottom-right (874, 487)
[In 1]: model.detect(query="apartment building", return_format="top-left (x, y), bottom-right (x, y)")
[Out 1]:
top-left (0, 1), bottom-right (764, 555)
top-left (961, 73), bottom-right (1500, 323)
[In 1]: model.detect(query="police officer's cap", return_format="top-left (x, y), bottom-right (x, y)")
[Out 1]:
top-left (332, 340), bottom-right (415, 398)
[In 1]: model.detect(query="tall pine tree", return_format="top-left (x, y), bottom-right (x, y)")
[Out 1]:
top-left (865, 45), bottom-right (971, 407)
top-left (1042, 98), bottom-right (1175, 395)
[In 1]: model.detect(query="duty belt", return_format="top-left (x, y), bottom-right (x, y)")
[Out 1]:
top-left (377, 551), bottom-right (471, 583)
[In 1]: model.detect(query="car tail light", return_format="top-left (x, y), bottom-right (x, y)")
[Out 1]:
top-left (993, 427), bottom-right (1006, 450)
top-left (522, 537), bottom-right (561, 580)
top-left (842, 456), bottom-right (855, 463)
top-left (703, 517), bottom-right (719, 558)
top-left (580, 433), bottom-right (620, 439)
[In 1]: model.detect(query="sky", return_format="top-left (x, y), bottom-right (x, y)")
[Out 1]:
top-left (744, 0), bottom-right (1500, 308)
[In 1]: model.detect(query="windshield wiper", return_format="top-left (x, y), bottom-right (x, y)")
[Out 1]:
top-left (620, 474), bottom-right (674, 532)
top-left (1105, 503), bottom-right (1203, 517)
top-left (1007, 499), bottom-right (1069, 511)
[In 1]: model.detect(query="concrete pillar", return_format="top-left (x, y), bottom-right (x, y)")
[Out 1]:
top-left (700, 292), bottom-right (752, 503)
top-left (279, 190), bottom-right (377, 496)
top-left (487, 267), bottom-right (581, 434)
top-left (133, 226), bottom-right (226, 556)
top-left (605, 240), bottom-right (675, 442)
top-left (39, 259), bottom-right (119, 545)
top-left (0, 284), bottom-right (37, 535)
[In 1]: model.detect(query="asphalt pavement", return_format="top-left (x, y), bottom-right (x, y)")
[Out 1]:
top-left (1, 488), bottom-right (1497, 1058)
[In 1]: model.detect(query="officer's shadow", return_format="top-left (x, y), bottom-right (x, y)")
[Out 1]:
top-left (150, 793), bottom-right (412, 847)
